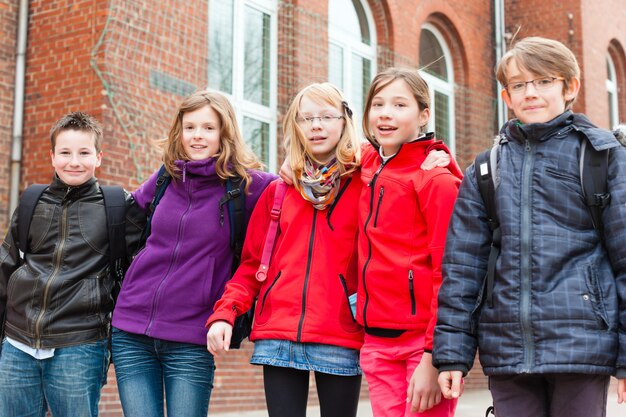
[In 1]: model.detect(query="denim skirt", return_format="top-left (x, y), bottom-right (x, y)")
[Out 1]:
top-left (250, 339), bottom-right (361, 376)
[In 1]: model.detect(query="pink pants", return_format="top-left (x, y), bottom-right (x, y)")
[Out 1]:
top-left (360, 332), bottom-right (457, 417)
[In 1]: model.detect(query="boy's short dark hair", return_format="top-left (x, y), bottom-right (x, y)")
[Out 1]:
top-left (50, 112), bottom-right (103, 152)
top-left (496, 37), bottom-right (581, 110)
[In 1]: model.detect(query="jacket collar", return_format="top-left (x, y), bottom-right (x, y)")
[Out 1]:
top-left (174, 158), bottom-right (222, 182)
top-left (503, 111), bottom-right (575, 143)
top-left (48, 175), bottom-right (98, 198)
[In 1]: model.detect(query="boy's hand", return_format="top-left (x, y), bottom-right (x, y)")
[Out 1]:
top-left (438, 370), bottom-right (464, 400)
top-left (407, 352), bottom-right (442, 413)
top-left (618, 378), bottom-right (626, 404)
top-left (206, 321), bottom-right (233, 356)
top-left (279, 156), bottom-right (294, 185)
top-left (422, 150), bottom-right (450, 170)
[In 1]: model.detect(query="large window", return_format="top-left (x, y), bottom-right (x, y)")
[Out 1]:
top-left (208, 0), bottom-right (277, 170)
top-left (419, 24), bottom-right (455, 152)
top-left (328, 0), bottom-right (376, 127)
top-left (606, 54), bottom-right (619, 129)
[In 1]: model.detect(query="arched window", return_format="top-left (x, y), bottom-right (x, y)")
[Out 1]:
top-left (328, 0), bottom-right (376, 126)
top-left (606, 54), bottom-right (619, 129)
top-left (419, 24), bottom-right (455, 151)
top-left (208, 0), bottom-right (278, 170)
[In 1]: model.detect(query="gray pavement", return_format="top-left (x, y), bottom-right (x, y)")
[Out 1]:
top-left (214, 386), bottom-right (625, 416)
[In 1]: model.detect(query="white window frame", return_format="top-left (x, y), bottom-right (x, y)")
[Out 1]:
top-left (328, 0), bottom-right (377, 127)
top-left (208, 0), bottom-right (278, 171)
top-left (419, 24), bottom-right (455, 153)
top-left (606, 53), bottom-right (619, 129)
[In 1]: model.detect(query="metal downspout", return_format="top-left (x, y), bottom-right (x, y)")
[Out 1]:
top-left (494, 0), bottom-right (507, 127)
top-left (9, 0), bottom-right (30, 218)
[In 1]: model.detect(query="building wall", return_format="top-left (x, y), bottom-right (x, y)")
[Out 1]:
top-left (1, 0), bottom-right (625, 415)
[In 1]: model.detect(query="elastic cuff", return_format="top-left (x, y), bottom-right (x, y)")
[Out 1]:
top-left (436, 364), bottom-right (469, 377)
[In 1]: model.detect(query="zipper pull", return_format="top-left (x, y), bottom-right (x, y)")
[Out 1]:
top-left (408, 270), bottom-right (414, 291)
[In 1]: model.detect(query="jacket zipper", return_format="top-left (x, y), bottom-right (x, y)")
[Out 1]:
top-left (259, 271), bottom-right (281, 315)
top-left (361, 156), bottom-right (394, 327)
top-left (520, 139), bottom-right (535, 372)
top-left (408, 270), bottom-right (416, 315)
top-left (34, 195), bottom-right (71, 348)
top-left (326, 177), bottom-right (352, 230)
top-left (146, 178), bottom-right (193, 335)
top-left (297, 208), bottom-right (318, 341)
top-left (338, 274), bottom-right (356, 322)
top-left (373, 186), bottom-right (384, 228)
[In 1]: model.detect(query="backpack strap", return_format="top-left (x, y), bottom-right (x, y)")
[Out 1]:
top-left (141, 165), bottom-right (171, 244)
top-left (101, 185), bottom-right (127, 285)
top-left (255, 181), bottom-right (288, 282)
top-left (580, 138), bottom-right (610, 238)
top-left (223, 177), bottom-right (245, 274)
top-left (474, 144), bottom-right (500, 308)
top-left (17, 184), bottom-right (48, 255)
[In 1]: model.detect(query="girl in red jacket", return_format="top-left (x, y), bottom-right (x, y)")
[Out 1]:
top-left (207, 83), bottom-right (364, 417)
top-left (356, 67), bottom-right (461, 417)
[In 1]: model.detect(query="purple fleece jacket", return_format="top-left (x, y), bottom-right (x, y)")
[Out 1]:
top-left (112, 158), bottom-right (276, 345)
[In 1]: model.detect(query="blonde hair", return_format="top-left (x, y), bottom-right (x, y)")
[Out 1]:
top-left (158, 90), bottom-right (262, 192)
top-left (283, 83), bottom-right (360, 186)
top-left (496, 37), bottom-right (581, 110)
top-left (362, 67), bottom-right (431, 146)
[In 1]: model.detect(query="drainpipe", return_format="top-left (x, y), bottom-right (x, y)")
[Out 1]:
top-left (9, 0), bottom-right (29, 218)
top-left (494, 0), bottom-right (507, 127)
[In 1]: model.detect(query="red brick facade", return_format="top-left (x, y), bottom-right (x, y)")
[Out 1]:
top-left (1, 0), bottom-right (625, 414)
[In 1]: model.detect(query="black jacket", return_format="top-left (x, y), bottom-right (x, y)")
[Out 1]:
top-left (0, 176), bottom-right (145, 349)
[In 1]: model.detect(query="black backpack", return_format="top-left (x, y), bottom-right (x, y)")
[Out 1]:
top-left (144, 165), bottom-right (252, 349)
top-left (474, 135), bottom-right (611, 308)
top-left (17, 184), bottom-right (128, 299)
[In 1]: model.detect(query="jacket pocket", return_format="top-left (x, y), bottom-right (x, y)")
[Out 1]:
top-left (408, 270), bottom-right (416, 315)
top-left (259, 271), bottom-right (281, 316)
top-left (29, 203), bottom-right (56, 252)
top-left (373, 187), bottom-right (384, 228)
top-left (583, 266), bottom-right (610, 330)
top-left (338, 274), bottom-right (356, 322)
top-left (79, 202), bottom-right (108, 255)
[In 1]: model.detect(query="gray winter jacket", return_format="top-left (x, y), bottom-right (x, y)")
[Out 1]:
top-left (433, 111), bottom-right (626, 378)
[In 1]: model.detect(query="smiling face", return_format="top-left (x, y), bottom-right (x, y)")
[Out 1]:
top-left (502, 59), bottom-right (580, 125)
top-left (181, 104), bottom-right (222, 161)
top-left (50, 130), bottom-right (102, 186)
top-left (367, 79), bottom-right (430, 156)
top-left (297, 95), bottom-right (345, 163)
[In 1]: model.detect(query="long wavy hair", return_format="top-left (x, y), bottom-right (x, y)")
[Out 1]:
top-left (157, 90), bottom-right (262, 192)
top-left (283, 83), bottom-right (360, 188)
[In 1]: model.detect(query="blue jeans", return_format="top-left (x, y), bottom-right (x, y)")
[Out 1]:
top-left (0, 338), bottom-right (109, 417)
top-left (111, 328), bottom-right (215, 417)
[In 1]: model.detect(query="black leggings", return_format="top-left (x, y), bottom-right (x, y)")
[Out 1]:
top-left (263, 365), bottom-right (362, 417)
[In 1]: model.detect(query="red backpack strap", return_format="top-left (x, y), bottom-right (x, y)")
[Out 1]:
top-left (256, 181), bottom-right (288, 282)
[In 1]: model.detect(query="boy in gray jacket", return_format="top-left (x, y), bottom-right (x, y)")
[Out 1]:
top-left (433, 37), bottom-right (626, 417)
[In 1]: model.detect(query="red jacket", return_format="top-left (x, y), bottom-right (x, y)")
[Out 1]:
top-left (207, 177), bottom-right (364, 350)
top-left (357, 138), bottom-right (461, 350)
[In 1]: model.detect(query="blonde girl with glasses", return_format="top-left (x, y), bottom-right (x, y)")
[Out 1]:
top-left (207, 83), bottom-right (365, 417)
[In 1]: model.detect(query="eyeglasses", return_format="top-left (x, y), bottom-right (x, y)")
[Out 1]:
top-left (506, 77), bottom-right (564, 95)
top-left (296, 115), bottom-right (344, 127)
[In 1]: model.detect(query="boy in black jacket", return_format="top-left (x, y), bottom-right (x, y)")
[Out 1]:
top-left (0, 112), bottom-right (145, 416)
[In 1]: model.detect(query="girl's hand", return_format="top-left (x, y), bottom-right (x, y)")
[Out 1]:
top-left (618, 378), bottom-right (626, 404)
top-left (407, 352), bottom-right (442, 413)
top-left (279, 156), bottom-right (294, 185)
top-left (422, 150), bottom-right (450, 170)
top-left (438, 370), bottom-right (464, 400)
top-left (206, 321), bottom-right (233, 356)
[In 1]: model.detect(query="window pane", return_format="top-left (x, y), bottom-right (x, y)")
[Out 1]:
top-left (208, 0), bottom-right (234, 93)
top-left (243, 116), bottom-right (269, 166)
top-left (244, 7), bottom-right (271, 106)
top-left (351, 54), bottom-right (371, 119)
top-left (434, 91), bottom-right (450, 145)
top-left (329, 44), bottom-right (344, 90)
top-left (329, 0), bottom-right (369, 45)
top-left (420, 29), bottom-right (448, 81)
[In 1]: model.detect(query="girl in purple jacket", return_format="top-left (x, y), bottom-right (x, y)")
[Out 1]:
top-left (111, 90), bottom-right (276, 417)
